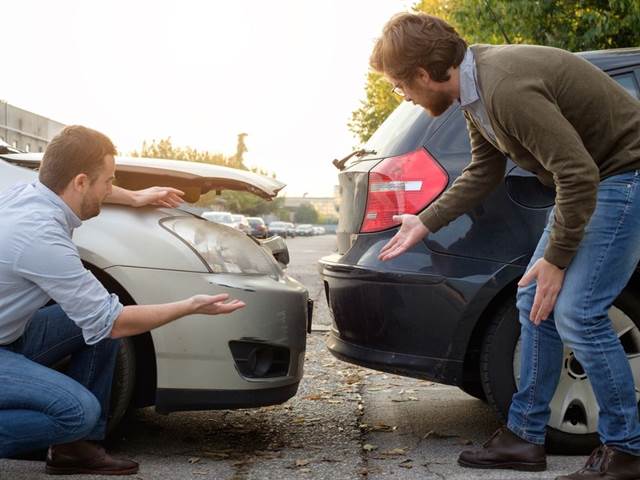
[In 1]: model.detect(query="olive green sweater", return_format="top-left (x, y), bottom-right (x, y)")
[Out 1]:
top-left (418, 44), bottom-right (640, 268)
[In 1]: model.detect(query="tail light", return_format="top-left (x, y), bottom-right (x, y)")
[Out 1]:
top-left (360, 148), bottom-right (448, 233)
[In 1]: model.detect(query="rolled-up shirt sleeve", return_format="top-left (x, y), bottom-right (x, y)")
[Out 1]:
top-left (14, 228), bottom-right (123, 345)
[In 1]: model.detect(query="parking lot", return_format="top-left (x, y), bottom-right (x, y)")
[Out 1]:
top-left (0, 234), bottom-right (586, 479)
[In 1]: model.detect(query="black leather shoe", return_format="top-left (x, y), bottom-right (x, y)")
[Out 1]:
top-left (45, 441), bottom-right (139, 476)
top-left (556, 445), bottom-right (640, 479)
top-left (458, 427), bottom-right (547, 471)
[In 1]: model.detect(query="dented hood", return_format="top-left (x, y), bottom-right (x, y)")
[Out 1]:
top-left (0, 153), bottom-right (285, 202)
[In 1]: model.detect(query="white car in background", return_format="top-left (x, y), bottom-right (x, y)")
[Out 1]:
top-left (202, 210), bottom-right (235, 228)
top-left (231, 213), bottom-right (251, 234)
top-left (0, 153), bottom-right (311, 433)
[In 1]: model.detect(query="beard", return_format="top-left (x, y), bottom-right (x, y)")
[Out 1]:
top-left (423, 90), bottom-right (453, 117)
top-left (79, 195), bottom-right (101, 220)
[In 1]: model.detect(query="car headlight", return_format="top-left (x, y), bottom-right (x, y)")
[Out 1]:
top-left (160, 216), bottom-right (282, 279)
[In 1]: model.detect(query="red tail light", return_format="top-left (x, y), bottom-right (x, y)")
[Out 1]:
top-left (360, 148), bottom-right (448, 233)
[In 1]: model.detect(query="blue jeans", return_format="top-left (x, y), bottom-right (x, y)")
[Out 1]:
top-left (507, 170), bottom-right (640, 454)
top-left (0, 304), bottom-right (120, 457)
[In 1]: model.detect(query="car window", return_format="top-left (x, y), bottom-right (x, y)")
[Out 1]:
top-left (613, 73), bottom-right (640, 99)
top-left (363, 101), bottom-right (454, 159)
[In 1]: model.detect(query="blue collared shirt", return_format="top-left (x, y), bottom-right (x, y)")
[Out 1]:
top-left (458, 47), bottom-right (498, 145)
top-left (0, 181), bottom-right (122, 345)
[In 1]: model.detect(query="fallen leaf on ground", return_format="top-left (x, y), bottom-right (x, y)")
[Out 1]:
top-left (381, 448), bottom-right (407, 456)
top-left (187, 457), bottom-right (201, 464)
top-left (295, 459), bottom-right (311, 467)
top-left (200, 451), bottom-right (231, 460)
top-left (362, 444), bottom-right (378, 452)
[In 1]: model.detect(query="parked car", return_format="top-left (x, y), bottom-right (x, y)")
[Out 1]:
top-left (313, 226), bottom-right (326, 235)
top-left (319, 48), bottom-right (640, 454)
top-left (247, 216), bottom-right (268, 239)
top-left (269, 221), bottom-right (290, 238)
top-left (295, 224), bottom-right (314, 236)
top-left (0, 139), bottom-right (21, 154)
top-left (0, 153), bottom-right (311, 433)
top-left (231, 214), bottom-right (251, 234)
top-left (202, 210), bottom-right (235, 228)
top-left (284, 222), bottom-right (297, 238)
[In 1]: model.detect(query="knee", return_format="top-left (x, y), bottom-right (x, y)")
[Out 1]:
top-left (49, 388), bottom-right (101, 440)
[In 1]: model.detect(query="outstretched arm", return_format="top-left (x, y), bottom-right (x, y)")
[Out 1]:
top-left (110, 294), bottom-right (245, 339)
top-left (105, 185), bottom-right (185, 208)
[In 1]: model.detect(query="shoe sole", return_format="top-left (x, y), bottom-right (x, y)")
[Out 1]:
top-left (458, 458), bottom-right (547, 472)
top-left (45, 465), bottom-right (139, 476)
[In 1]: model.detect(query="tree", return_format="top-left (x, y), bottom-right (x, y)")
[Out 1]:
top-left (294, 203), bottom-right (319, 224)
top-left (349, 71), bottom-right (401, 144)
top-left (349, 0), bottom-right (640, 142)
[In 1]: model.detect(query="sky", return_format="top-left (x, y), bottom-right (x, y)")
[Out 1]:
top-left (2, 0), bottom-right (411, 197)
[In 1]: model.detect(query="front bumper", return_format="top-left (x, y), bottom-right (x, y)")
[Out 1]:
top-left (105, 266), bottom-right (308, 408)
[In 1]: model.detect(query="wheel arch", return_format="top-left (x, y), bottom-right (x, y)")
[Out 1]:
top-left (84, 262), bottom-right (158, 408)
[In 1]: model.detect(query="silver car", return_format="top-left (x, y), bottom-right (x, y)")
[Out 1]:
top-left (0, 153), bottom-right (311, 432)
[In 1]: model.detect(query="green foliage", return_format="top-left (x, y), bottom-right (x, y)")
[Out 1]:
top-left (349, 0), bottom-right (640, 142)
top-left (130, 136), bottom-right (281, 216)
top-left (294, 203), bottom-right (319, 224)
top-left (349, 71), bottom-right (401, 144)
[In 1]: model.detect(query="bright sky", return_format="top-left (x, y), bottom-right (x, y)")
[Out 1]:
top-left (2, 0), bottom-right (411, 197)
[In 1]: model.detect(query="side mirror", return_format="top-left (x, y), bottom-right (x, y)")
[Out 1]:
top-left (260, 235), bottom-right (290, 267)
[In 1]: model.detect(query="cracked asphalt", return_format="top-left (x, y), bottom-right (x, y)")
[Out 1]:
top-left (1, 234), bottom-right (587, 479)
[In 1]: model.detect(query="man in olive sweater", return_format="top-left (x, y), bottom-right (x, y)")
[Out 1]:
top-left (373, 13), bottom-right (640, 480)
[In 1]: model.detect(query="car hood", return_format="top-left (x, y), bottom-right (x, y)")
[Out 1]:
top-left (0, 153), bottom-right (285, 201)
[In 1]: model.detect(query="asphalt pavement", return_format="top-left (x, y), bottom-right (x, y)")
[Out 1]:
top-left (1, 234), bottom-right (587, 479)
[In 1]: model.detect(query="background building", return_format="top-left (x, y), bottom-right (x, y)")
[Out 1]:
top-left (0, 101), bottom-right (65, 153)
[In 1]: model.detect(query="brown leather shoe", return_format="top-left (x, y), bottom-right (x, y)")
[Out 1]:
top-left (458, 427), bottom-right (547, 471)
top-left (556, 445), bottom-right (640, 479)
top-left (45, 441), bottom-right (139, 476)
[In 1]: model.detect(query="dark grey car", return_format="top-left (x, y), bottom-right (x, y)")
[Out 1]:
top-left (320, 48), bottom-right (640, 454)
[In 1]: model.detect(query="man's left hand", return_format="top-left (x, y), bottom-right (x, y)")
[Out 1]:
top-left (131, 187), bottom-right (185, 208)
top-left (518, 258), bottom-right (566, 325)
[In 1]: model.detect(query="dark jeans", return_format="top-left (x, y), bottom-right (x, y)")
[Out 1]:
top-left (0, 304), bottom-right (120, 457)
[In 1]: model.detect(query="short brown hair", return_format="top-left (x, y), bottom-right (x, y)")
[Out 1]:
top-left (370, 13), bottom-right (467, 83)
top-left (39, 125), bottom-right (116, 194)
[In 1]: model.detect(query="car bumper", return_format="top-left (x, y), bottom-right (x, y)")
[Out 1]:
top-left (319, 235), bottom-right (520, 386)
top-left (105, 266), bottom-right (308, 408)
top-left (156, 383), bottom-right (299, 414)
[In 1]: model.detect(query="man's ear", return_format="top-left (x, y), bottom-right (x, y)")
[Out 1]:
top-left (414, 67), bottom-right (433, 86)
top-left (71, 173), bottom-right (91, 194)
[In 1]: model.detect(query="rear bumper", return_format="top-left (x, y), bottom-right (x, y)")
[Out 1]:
top-left (327, 334), bottom-right (462, 384)
top-left (319, 237), bottom-right (520, 386)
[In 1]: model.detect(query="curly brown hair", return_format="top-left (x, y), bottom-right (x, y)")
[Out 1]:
top-left (370, 13), bottom-right (467, 83)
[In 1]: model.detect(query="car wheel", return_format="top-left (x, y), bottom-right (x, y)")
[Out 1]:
top-left (107, 337), bottom-right (136, 435)
top-left (480, 288), bottom-right (640, 454)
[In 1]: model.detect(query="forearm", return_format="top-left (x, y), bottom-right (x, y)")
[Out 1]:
top-left (104, 186), bottom-right (135, 206)
top-left (110, 299), bottom-right (195, 338)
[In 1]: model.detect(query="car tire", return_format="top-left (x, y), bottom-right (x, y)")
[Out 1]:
top-left (107, 337), bottom-right (136, 435)
top-left (480, 288), bottom-right (640, 455)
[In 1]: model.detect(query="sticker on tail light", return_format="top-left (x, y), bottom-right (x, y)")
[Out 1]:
top-left (360, 148), bottom-right (448, 233)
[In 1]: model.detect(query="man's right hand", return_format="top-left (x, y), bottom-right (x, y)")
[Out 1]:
top-left (191, 294), bottom-right (246, 315)
top-left (378, 214), bottom-right (430, 261)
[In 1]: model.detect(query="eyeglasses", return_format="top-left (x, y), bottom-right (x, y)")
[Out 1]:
top-left (391, 83), bottom-right (406, 97)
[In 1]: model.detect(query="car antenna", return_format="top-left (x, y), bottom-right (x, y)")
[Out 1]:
top-left (484, 0), bottom-right (512, 44)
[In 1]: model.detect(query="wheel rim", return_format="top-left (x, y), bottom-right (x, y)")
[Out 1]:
top-left (512, 306), bottom-right (640, 435)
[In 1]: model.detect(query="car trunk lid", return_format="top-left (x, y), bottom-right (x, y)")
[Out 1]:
top-left (0, 153), bottom-right (285, 202)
